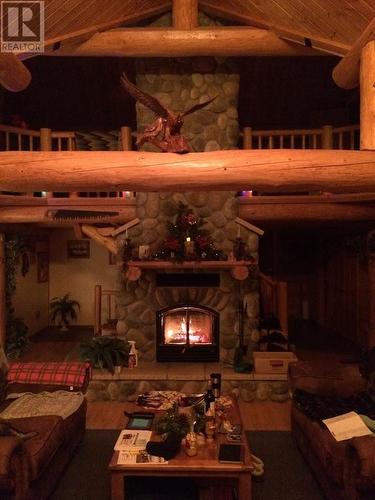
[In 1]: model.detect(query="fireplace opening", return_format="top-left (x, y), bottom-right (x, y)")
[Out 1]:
top-left (156, 304), bottom-right (219, 362)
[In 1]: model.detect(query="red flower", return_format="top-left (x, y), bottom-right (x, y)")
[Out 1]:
top-left (181, 214), bottom-right (197, 226)
top-left (165, 238), bottom-right (181, 251)
top-left (195, 235), bottom-right (209, 249)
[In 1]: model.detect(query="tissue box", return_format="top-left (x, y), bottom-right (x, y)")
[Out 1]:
top-left (253, 352), bottom-right (298, 374)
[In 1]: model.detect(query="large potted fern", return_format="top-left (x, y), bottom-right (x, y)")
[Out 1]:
top-left (49, 293), bottom-right (80, 331)
top-left (78, 337), bottom-right (129, 374)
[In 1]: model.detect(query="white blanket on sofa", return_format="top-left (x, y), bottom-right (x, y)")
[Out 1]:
top-left (0, 391), bottom-right (84, 420)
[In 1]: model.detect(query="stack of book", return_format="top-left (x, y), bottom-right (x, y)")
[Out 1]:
top-left (114, 430), bottom-right (167, 464)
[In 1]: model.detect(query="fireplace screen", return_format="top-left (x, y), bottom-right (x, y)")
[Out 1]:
top-left (156, 305), bottom-right (219, 362)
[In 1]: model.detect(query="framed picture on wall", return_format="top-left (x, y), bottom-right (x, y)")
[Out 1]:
top-left (37, 252), bottom-right (49, 283)
top-left (67, 239), bottom-right (90, 258)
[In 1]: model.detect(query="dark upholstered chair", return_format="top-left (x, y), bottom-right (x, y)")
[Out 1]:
top-left (289, 360), bottom-right (375, 500)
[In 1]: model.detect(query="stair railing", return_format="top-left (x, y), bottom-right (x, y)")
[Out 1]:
top-left (94, 285), bottom-right (120, 336)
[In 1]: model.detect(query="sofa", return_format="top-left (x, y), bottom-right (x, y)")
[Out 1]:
top-left (0, 359), bottom-right (90, 500)
top-left (289, 359), bottom-right (375, 500)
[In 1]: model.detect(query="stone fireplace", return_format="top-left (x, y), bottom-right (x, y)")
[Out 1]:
top-left (86, 12), bottom-right (289, 403)
top-left (115, 201), bottom-right (259, 364)
top-left (114, 12), bottom-right (259, 365)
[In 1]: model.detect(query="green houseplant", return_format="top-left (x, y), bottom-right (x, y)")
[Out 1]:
top-left (78, 337), bottom-right (129, 374)
top-left (49, 293), bottom-right (80, 331)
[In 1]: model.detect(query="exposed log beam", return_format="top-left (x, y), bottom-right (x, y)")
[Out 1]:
top-left (0, 206), bottom-right (136, 224)
top-left (81, 224), bottom-right (117, 254)
top-left (172, 0), bottom-right (198, 29)
top-left (199, 1), bottom-right (349, 56)
top-left (0, 150), bottom-right (374, 194)
top-left (360, 40), bottom-right (375, 150)
top-left (19, 2), bottom-right (171, 59)
top-left (0, 207), bottom-right (49, 223)
top-left (60, 27), bottom-right (323, 57)
top-left (235, 217), bottom-right (264, 236)
top-left (332, 17), bottom-right (375, 89)
top-left (0, 53), bottom-right (31, 91)
top-left (239, 200), bottom-right (375, 223)
top-left (240, 193), bottom-right (375, 204)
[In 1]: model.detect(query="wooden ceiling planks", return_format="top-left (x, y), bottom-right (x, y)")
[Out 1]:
top-left (14, 0), bottom-right (374, 56)
top-left (42, 0), bottom-right (171, 47)
top-left (200, 0), bottom-right (375, 54)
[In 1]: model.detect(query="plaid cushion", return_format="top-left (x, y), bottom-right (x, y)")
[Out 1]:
top-left (7, 362), bottom-right (91, 392)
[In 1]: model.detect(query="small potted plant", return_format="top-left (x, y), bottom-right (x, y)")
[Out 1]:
top-left (78, 337), bottom-right (129, 374)
top-left (49, 293), bottom-right (80, 331)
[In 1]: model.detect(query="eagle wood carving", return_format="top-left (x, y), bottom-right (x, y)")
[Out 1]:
top-left (120, 73), bottom-right (216, 153)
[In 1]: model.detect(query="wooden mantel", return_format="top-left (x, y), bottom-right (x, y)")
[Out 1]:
top-left (0, 150), bottom-right (374, 194)
top-left (125, 260), bottom-right (254, 281)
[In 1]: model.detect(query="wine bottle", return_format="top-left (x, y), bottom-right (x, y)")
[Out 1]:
top-left (210, 373), bottom-right (221, 398)
top-left (204, 378), bottom-right (216, 413)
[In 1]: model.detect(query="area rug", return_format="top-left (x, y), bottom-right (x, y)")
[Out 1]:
top-left (50, 430), bottom-right (324, 500)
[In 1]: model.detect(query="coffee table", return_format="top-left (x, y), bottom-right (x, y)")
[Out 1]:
top-left (108, 398), bottom-right (252, 499)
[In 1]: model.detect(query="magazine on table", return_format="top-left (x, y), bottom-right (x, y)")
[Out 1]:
top-left (117, 449), bottom-right (168, 465)
top-left (114, 430), bottom-right (152, 451)
top-left (322, 411), bottom-right (373, 441)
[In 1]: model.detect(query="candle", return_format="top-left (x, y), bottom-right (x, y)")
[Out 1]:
top-left (184, 237), bottom-right (195, 256)
top-left (139, 245), bottom-right (150, 259)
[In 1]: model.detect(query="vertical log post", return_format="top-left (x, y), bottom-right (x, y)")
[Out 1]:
top-left (40, 128), bottom-right (52, 197)
top-left (277, 281), bottom-right (288, 335)
top-left (40, 128), bottom-right (52, 151)
top-left (242, 127), bottom-right (253, 149)
top-left (322, 125), bottom-right (333, 149)
top-left (360, 40), bottom-right (375, 150)
top-left (172, 0), bottom-right (198, 29)
top-left (94, 284), bottom-right (102, 336)
top-left (120, 126), bottom-right (133, 151)
top-left (120, 126), bottom-right (133, 197)
top-left (0, 234), bottom-right (6, 349)
top-left (369, 255), bottom-right (375, 348)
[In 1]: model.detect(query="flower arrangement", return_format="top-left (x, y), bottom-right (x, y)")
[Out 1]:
top-left (154, 202), bottom-right (225, 261)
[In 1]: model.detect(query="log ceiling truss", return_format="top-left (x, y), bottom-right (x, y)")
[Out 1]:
top-left (1, 0), bottom-right (374, 89)
top-left (37, 0), bottom-right (375, 56)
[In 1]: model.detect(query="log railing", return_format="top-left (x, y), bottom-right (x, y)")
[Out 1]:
top-left (0, 124), bottom-right (76, 152)
top-left (0, 124), bottom-right (136, 198)
top-left (94, 284), bottom-right (120, 336)
top-left (259, 272), bottom-right (288, 335)
top-left (242, 124), bottom-right (359, 150)
top-left (0, 125), bottom-right (77, 197)
top-left (332, 124), bottom-right (360, 150)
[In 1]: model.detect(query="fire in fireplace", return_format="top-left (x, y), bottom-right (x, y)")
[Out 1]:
top-left (156, 305), bottom-right (219, 362)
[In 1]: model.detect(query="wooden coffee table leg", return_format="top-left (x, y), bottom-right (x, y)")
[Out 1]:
top-left (238, 473), bottom-right (251, 500)
top-left (111, 472), bottom-right (124, 500)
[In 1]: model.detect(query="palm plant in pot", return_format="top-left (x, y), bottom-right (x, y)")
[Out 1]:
top-left (78, 337), bottom-right (130, 374)
top-left (49, 293), bottom-right (80, 331)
